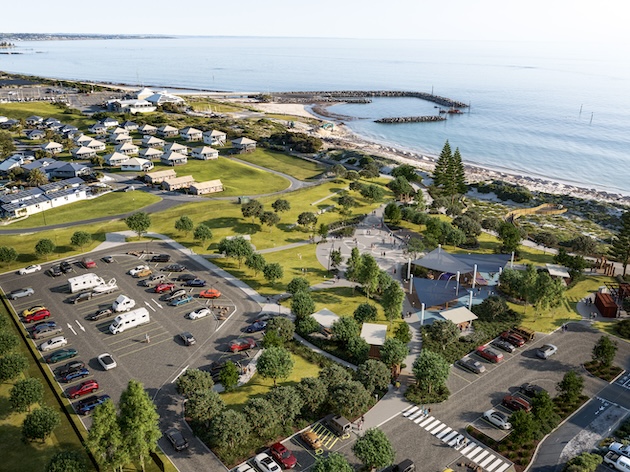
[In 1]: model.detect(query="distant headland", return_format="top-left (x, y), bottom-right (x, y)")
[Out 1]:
top-left (0, 33), bottom-right (174, 41)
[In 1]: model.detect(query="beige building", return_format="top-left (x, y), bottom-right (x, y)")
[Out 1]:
top-left (145, 169), bottom-right (177, 184)
top-left (190, 179), bottom-right (224, 195)
top-left (162, 175), bottom-right (195, 191)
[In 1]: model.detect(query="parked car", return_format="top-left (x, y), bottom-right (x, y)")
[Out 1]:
top-left (176, 274), bottom-right (197, 282)
top-left (457, 357), bottom-right (486, 374)
top-left (492, 339), bottom-right (516, 353)
top-left (54, 360), bottom-right (86, 377)
top-left (395, 459), bottom-right (416, 472)
top-left (47, 265), bottom-right (63, 277)
top-left (270, 442), bottom-right (297, 469)
top-left (151, 254), bottom-right (171, 262)
top-left (536, 344), bottom-right (558, 359)
top-left (60, 367), bottom-right (90, 383)
top-left (170, 295), bottom-right (193, 306)
top-left (101, 255), bottom-right (114, 263)
top-left (97, 353), bottom-right (117, 370)
top-left (67, 380), bottom-right (99, 399)
top-left (185, 278), bottom-right (206, 287)
top-left (128, 265), bottom-right (150, 276)
top-left (29, 320), bottom-right (57, 332)
top-left (77, 394), bottom-right (111, 415)
top-left (476, 346), bottom-right (504, 363)
top-left (199, 288), bottom-right (221, 299)
top-left (187, 308), bottom-right (211, 320)
top-left (254, 452), bottom-right (281, 472)
top-left (39, 336), bottom-right (68, 352)
top-left (68, 292), bottom-right (92, 304)
top-left (86, 308), bottom-right (114, 321)
top-left (18, 265), bottom-right (41, 275)
top-left (81, 258), bottom-right (97, 269)
top-left (229, 338), bottom-right (256, 353)
top-left (9, 287), bottom-right (34, 299)
top-left (300, 431), bottom-right (323, 450)
top-left (134, 268), bottom-right (152, 278)
top-left (500, 331), bottom-right (526, 347)
top-left (502, 395), bottom-right (532, 412)
top-left (162, 263), bottom-right (186, 272)
top-left (519, 383), bottom-right (546, 398)
top-left (60, 261), bottom-right (74, 273)
top-left (483, 409), bottom-right (512, 429)
top-left (165, 427), bottom-right (189, 451)
top-left (23, 309), bottom-right (51, 323)
top-left (164, 289), bottom-right (187, 301)
top-left (32, 324), bottom-right (63, 339)
top-left (179, 332), bottom-right (196, 346)
top-left (45, 348), bottom-right (78, 364)
top-left (22, 305), bottom-right (46, 317)
top-left (245, 320), bottom-right (267, 333)
top-left (155, 283), bottom-right (176, 293)
top-left (236, 464), bottom-right (255, 472)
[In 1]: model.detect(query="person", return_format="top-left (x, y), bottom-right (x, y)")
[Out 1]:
top-left (145, 333), bottom-right (150, 343)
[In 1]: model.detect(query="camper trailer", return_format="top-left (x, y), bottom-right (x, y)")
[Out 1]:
top-left (68, 274), bottom-right (105, 294)
top-left (112, 295), bottom-right (136, 312)
top-left (109, 308), bottom-right (150, 335)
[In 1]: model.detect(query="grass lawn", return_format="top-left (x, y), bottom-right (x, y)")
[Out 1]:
top-left (234, 148), bottom-right (326, 181)
top-left (220, 352), bottom-right (322, 410)
top-left (3, 191), bottom-right (162, 229)
top-left (0, 102), bottom-right (94, 129)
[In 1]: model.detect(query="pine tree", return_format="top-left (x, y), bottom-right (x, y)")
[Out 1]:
top-left (449, 147), bottom-right (467, 195)
top-left (432, 140), bottom-right (452, 188)
top-left (610, 211), bottom-right (630, 277)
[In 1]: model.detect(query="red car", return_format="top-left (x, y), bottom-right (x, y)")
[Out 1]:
top-left (67, 380), bottom-right (99, 399)
top-left (502, 395), bottom-right (532, 412)
top-left (155, 283), bottom-right (176, 293)
top-left (81, 258), bottom-right (97, 269)
top-left (199, 289), bottom-right (221, 299)
top-left (229, 338), bottom-right (256, 353)
top-left (24, 309), bottom-right (51, 323)
top-left (476, 346), bottom-right (504, 363)
top-left (270, 442), bottom-right (297, 469)
top-left (500, 331), bottom-right (525, 347)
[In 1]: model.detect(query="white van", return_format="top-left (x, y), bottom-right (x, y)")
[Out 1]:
top-left (109, 308), bottom-right (150, 334)
top-left (112, 295), bottom-right (136, 312)
top-left (68, 273), bottom-right (105, 293)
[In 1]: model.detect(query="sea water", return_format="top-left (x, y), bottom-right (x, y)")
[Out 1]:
top-left (2, 36), bottom-right (629, 194)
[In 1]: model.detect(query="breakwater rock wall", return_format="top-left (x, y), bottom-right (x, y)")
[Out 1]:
top-left (273, 90), bottom-right (468, 108)
top-left (375, 115), bottom-right (446, 124)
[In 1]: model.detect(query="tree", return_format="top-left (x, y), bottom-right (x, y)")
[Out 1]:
top-left (425, 320), bottom-right (460, 351)
top-left (330, 248), bottom-right (343, 270)
top-left (87, 399), bottom-right (128, 471)
top-left (360, 184), bottom-right (385, 202)
top-left (10, 378), bottom-right (44, 413)
top-left (345, 247), bottom-right (362, 282)
top-left (296, 315), bottom-right (319, 336)
top-left (174, 215), bottom-right (194, 235)
top-left (354, 303), bottom-right (378, 323)
top-left (394, 322), bottom-right (412, 344)
top-left (0, 331), bottom-right (19, 355)
top-left (531, 391), bottom-right (560, 435)
top-left (331, 164), bottom-right (348, 178)
top-left (217, 236), bottom-right (253, 268)
top-left (271, 198), bottom-right (290, 213)
top-left (27, 168), bottom-right (49, 187)
top-left (35, 238), bottom-right (55, 259)
top-left (318, 364), bottom-right (352, 390)
top-left (210, 410), bottom-right (251, 449)
top-left (218, 361), bottom-right (240, 392)
top-left (380, 338), bottom-right (409, 369)
top-left (387, 176), bottom-right (416, 201)
top-left (571, 235), bottom-right (597, 255)
top-left (241, 199), bottom-right (263, 223)
top-left (352, 428), bottom-right (395, 470)
top-left (610, 210), bottom-right (630, 276)
top-left (392, 163), bottom-right (420, 182)
top-left (348, 336), bottom-right (370, 364)
top-left (186, 390), bottom-right (225, 427)
top-left (446, 147), bottom-right (467, 198)
top-left (383, 202), bottom-right (402, 224)
top-left (532, 231), bottom-right (559, 250)
top-left (356, 359), bottom-right (391, 394)
top-left (564, 452), bottom-right (603, 472)
top-left (295, 377), bottom-right (328, 415)
top-left (265, 386), bottom-right (303, 425)
top-left (291, 290), bottom-right (315, 320)
top-left (243, 397), bottom-right (280, 439)
top-left (0, 246), bottom-right (18, 266)
top-left (406, 237), bottom-right (424, 259)
top-left (510, 410), bottom-right (537, 446)
top-left (312, 453), bottom-right (353, 472)
top-left (124, 212), bottom-right (151, 238)
top-left (262, 329), bottom-right (283, 348)
top-left (0, 130), bottom-right (16, 158)
top-left (557, 370), bottom-right (584, 403)
top-left (176, 368), bottom-right (214, 398)
top-left (263, 262), bottom-right (284, 285)
top-left (497, 222), bottom-right (524, 253)
top-left (118, 380), bottom-right (161, 472)
top-left (432, 140), bottom-right (452, 189)
top-left (357, 253), bottom-right (380, 299)
top-left (266, 317), bottom-right (295, 344)
top-left (193, 223), bottom-right (213, 248)
top-left (297, 212), bottom-right (318, 232)
top-left (592, 335), bottom-right (618, 368)
top-left (329, 380), bottom-right (374, 418)
top-left (22, 406), bottom-right (61, 442)
top-left (245, 252), bottom-right (266, 276)
top-left (70, 231), bottom-right (91, 249)
top-left (382, 282), bottom-right (404, 327)
top-left (453, 215), bottom-right (482, 238)
top-left (257, 346), bottom-right (294, 386)
top-left (287, 276), bottom-right (310, 294)
top-left (259, 211), bottom-right (280, 232)
top-left (338, 194), bottom-right (357, 217)
top-left (90, 154), bottom-right (105, 169)
top-left (317, 223), bottom-right (329, 241)
top-left (331, 317), bottom-right (360, 343)
top-left (46, 451), bottom-right (88, 472)
top-left (412, 350), bottom-right (450, 394)
top-left (0, 352), bottom-right (28, 382)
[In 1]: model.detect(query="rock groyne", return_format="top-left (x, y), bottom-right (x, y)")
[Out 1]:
top-left (272, 90), bottom-right (468, 108)
top-left (375, 115), bottom-right (446, 124)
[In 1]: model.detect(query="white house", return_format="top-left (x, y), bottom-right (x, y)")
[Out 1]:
top-left (191, 146), bottom-right (219, 160)
top-left (102, 117), bottom-right (119, 128)
top-left (232, 137), bottom-right (257, 153)
top-left (135, 87), bottom-right (155, 100)
top-left (108, 133), bottom-right (133, 145)
top-left (41, 142), bottom-right (64, 155)
top-left (179, 127), bottom-right (202, 141)
top-left (161, 151), bottom-right (188, 166)
top-left (163, 142), bottom-right (188, 155)
top-left (89, 123), bottom-right (108, 135)
top-left (0, 154), bottom-right (27, 175)
top-left (71, 146), bottom-right (97, 159)
top-left (161, 175), bottom-right (195, 191)
top-left (190, 179), bottom-right (224, 195)
top-left (141, 135), bottom-right (165, 148)
top-left (157, 125), bottom-right (178, 138)
top-left (85, 139), bottom-right (106, 152)
top-left (138, 124), bottom-right (157, 135)
top-left (145, 91), bottom-right (185, 106)
top-left (203, 129), bottom-right (227, 146)
top-left (114, 142), bottom-right (139, 156)
top-left (110, 127), bottom-right (129, 136)
top-left (122, 121), bottom-right (138, 131)
top-left (108, 99), bottom-right (156, 114)
top-left (25, 115), bottom-right (43, 127)
top-left (104, 152), bottom-right (130, 167)
top-left (120, 157), bottom-right (153, 172)
top-left (74, 134), bottom-right (93, 146)
top-left (26, 130), bottom-right (45, 140)
top-left (145, 169), bottom-right (176, 185)
top-left (139, 147), bottom-right (163, 160)
top-left (49, 163), bottom-right (91, 179)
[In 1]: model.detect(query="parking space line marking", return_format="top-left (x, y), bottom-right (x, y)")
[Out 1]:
top-left (479, 453), bottom-right (495, 468)
top-left (473, 449), bottom-right (489, 462)
top-left (430, 423), bottom-right (447, 434)
top-left (494, 462), bottom-right (510, 472)
top-left (117, 337), bottom-right (170, 358)
top-left (436, 427), bottom-right (452, 439)
top-left (402, 406), bottom-right (418, 417)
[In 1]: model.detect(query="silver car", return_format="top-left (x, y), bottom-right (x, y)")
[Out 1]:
top-left (32, 325), bottom-right (63, 339)
top-left (39, 336), bottom-right (68, 352)
top-left (9, 287), bottom-right (35, 299)
top-left (483, 409), bottom-right (512, 430)
top-left (536, 344), bottom-right (558, 359)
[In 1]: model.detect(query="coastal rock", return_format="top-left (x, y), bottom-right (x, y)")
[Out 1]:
top-left (374, 115), bottom-right (446, 124)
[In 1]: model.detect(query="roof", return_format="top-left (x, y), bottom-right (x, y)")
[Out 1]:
top-left (38, 177), bottom-right (84, 193)
top-left (158, 125), bottom-right (178, 132)
top-left (180, 127), bottom-right (202, 134)
top-left (104, 152), bottom-right (130, 163)
top-left (139, 147), bottom-right (163, 157)
top-left (72, 146), bottom-right (95, 155)
top-left (146, 169), bottom-right (177, 179)
top-left (439, 306), bottom-right (478, 324)
top-left (360, 323), bottom-right (387, 346)
top-left (115, 142), bottom-right (139, 151)
top-left (311, 308), bottom-right (339, 329)
top-left (162, 151), bottom-right (187, 161)
top-left (192, 146), bottom-right (218, 154)
top-left (412, 277), bottom-right (462, 308)
top-left (22, 158), bottom-right (58, 171)
top-left (204, 129), bottom-right (226, 137)
top-left (121, 157), bottom-right (150, 167)
top-left (232, 137), bottom-right (257, 145)
top-left (142, 136), bottom-right (165, 145)
top-left (164, 142), bottom-right (187, 151)
top-left (138, 124), bottom-right (157, 131)
top-left (413, 247), bottom-right (472, 273)
top-left (191, 179), bottom-right (223, 189)
top-left (41, 141), bottom-right (63, 150)
top-left (164, 175), bottom-right (195, 185)
top-left (546, 264), bottom-right (571, 278)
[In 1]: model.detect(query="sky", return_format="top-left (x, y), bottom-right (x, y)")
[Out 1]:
top-left (1, 0), bottom-right (628, 43)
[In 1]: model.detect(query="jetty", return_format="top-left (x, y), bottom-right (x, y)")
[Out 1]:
top-left (375, 115), bottom-right (446, 124)
top-left (271, 90), bottom-right (468, 108)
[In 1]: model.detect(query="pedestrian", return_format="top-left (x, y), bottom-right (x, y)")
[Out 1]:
top-left (145, 333), bottom-right (150, 343)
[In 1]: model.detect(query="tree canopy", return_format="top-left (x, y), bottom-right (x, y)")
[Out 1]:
top-left (352, 428), bottom-right (395, 470)
top-left (610, 210), bottom-right (630, 276)
top-left (256, 346), bottom-right (294, 386)
top-left (124, 212), bottom-right (151, 238)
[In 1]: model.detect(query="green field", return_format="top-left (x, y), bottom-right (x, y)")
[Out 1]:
top-left (234, 148), bottom-right (326, 181)
top-left (0, 102), bottom-right (95, 130)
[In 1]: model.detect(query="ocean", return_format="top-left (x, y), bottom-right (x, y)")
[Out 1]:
top-left (2, 36), bottom-right (629, 194)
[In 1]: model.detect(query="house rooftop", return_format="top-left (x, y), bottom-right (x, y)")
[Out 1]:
top-left (360, 323), bottom-right (387, 346)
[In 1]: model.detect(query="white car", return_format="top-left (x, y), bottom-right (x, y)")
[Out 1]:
top-left (536, 344), bottom-right (558, 359)
top-left (97, 353), bottom-right (117, 370)
top-left (39, 336), bottom-right (68, 352)
top-left (235, 464), bottom-right (255, 472)
top-left (254, 453), bottom-right (281, 472)
top-left (187, 308), bottom-right (211, 320)
top-left (18, 265), bottom-right (41, 275)
top-left (483, 409), bottom-right (512, 430)
top-left (128, 265), bottom-right (150, 276)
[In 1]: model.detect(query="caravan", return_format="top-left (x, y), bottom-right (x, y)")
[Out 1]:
top-left (109, 308), bottom-right (150, 334)
top-left (68, 274), bottom-right (105, 294)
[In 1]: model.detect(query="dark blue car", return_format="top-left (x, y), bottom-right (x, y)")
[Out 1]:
top-left (61, 367), bottom-right (90, 383)
top-left (185, 278), bottom-right (207, 287)
top-left (245, 320), bottom-right (267, 333)
top-left (76, 395), bottom-right (111, 415)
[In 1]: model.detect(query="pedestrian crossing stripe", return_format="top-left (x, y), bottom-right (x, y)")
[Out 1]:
top-left (400, 408), bottom-right (511, 472)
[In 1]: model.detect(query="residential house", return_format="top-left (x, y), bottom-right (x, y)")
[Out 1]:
top-left (101, 117), bottom-right (119, 128)
top-left (114, 142), bottom-right (139, 156)
top-left (161, 175), bottom-right (195, 191)
top-left (43, 118), bottom-right (62, 131)
top-left (104, 152), bottom-right (130, 167)
top-left (0, 116), bottom-right (7, 124)
top-left (145, 169), bottom-right (176, 185)
top-left (22, 158), bottom-right (57, 172)
top-left (138, 147), bottom-right (163, 160)
top-left (163, 142), bottom-right (188, 155)
top-left (108, 133), bottom-right (133, 145)
top-left (141, 135), bottom-right (165, 148)
top-left (161, 151), bottom-right (188, 166)
top-left (41, 142), bottom-right (64, 155)
top-left (85, 139), bottom-right (106, 152)
top-left (61, 125), bottom-right (79, 135)
top-left (49, 162), bottom-right (91, 179)
top-left (110, 127), bottom-right (129, 136)
top-left (89, 123), bottom-right (108, 135)
top-left (138, 124), bottom-right (157, 135)
top-left (0, 119), bottom-right (20, 129)
top-left (74, 134), bottom-right (92, 146)
top-left (157, 125), bottom-right (178, 138)
top-left (191, 146), bottom-right (219, 160)
top-left (0, 154), bottom-right (28, 175)
top-left (122, 121), bottom-right (138, 132)
top-left (25, 115), bottom-right (43, 127)
top-left (71, 146), bottom-right (97, 159)
top-left (0, 178), bottom-right (89, 219)
top-left (26, 129), bottom-right (46, 140)
top-left (203, 129), bottom-right (227, 146)
top-left (108, 99), bottom-right (156, 114)
top-left (135, 87), bottom-right (155, 100)
top-left (232, 137), bottom-right (257, 153)
top-left (190, 179), bottom-right (223, 195)
top-left (179, 127), bottom-right (202, 141)
top-left (120, 157), bottom-right (154, 172)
